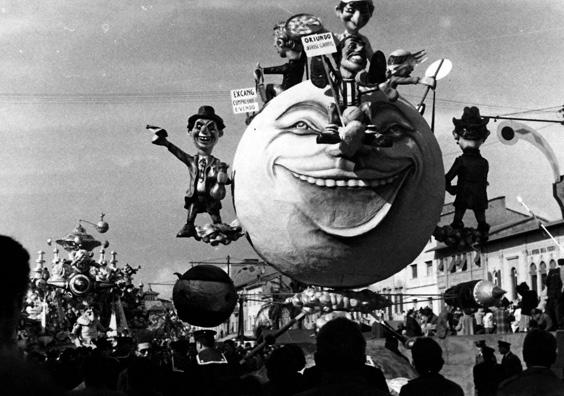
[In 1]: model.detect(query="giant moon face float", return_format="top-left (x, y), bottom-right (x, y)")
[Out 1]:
top-left (233, 81), bottom-right (444, 288)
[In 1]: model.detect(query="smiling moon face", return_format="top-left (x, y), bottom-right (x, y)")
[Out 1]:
top-left (233, 81), bottom-right (444, 288)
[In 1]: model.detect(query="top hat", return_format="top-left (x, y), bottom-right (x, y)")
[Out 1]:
top-left (498, 340), bottom-right (511, 348)
top-left (187, 106), bottom-right (225, 131)
top-left (193, 329), bottom-right (217, 342)
top-left (452, 106), bottom-right (490, 140)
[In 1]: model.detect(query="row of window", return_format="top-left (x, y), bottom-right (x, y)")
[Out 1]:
top-left (410, 260), bottom-right (433, 279)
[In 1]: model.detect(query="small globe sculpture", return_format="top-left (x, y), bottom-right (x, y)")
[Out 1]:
top-left (172, 264), bottom-right (238, 327)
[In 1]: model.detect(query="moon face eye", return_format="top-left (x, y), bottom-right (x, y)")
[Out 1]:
top-left (294, 121), bottom-right (309, 130)
top-left (382, 123), bottom-right (414, 141)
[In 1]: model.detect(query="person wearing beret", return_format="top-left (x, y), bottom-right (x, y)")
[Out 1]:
top-left (445, 106), bottom-right (490, 239)
top-left (152, 106), bottom-right (230, 238)
top-left (497, 340), bottom-right (522, 380)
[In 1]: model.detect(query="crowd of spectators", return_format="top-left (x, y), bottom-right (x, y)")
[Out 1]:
top-left (396, 284), bottom-right (558, 340)
top-left (3, 234), bottom-right (564, 396)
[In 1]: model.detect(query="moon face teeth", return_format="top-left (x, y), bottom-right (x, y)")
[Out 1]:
top-left (290, 171), bottom-right (401, 188)
top-left (325, 179), bottom-right (336, 187)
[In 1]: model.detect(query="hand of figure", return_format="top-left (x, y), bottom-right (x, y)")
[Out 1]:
top-left (254, 63), bottom-right (263, 83)
top-left (420, 76), bottom-right (436, 89)
top-left (151, 133), bottom-right (168, 146)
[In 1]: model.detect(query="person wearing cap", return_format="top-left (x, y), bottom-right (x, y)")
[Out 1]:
top-left (152, 106), bottom-right (230, 238)
top-left (135, 341), bottom-right (152, 358)
top-left (445, 106), bottom-right (491, 240)
top-left (333, 0), bottom-right (390, 87)
top-left (335, 0), bottom-right (374, 58)
top-left (190, 329), bottom-right (233, 396)
top-left (473, 345), bottom-right (503, 396)
top-left (497, 340), bottom-right (522, 380)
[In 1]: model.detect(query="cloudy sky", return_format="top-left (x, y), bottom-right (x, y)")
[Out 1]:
top-left (1, 0), bottom-right (563, 294)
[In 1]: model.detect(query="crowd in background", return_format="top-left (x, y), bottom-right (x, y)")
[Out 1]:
top-left (396, 282), bottom-right (558, 339)
top-left (3, 234), bottom-right (564, 396)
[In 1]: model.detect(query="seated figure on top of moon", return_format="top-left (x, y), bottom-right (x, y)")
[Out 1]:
top-left (233, 77), bottom-right (445, 288)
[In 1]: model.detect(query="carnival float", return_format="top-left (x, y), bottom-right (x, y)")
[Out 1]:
top-left (21, 214), bottom-right (190, 350)
top-left (24, 1), bottom-right (564, 391)
top-left (145, 1), bottom-right (533, 352)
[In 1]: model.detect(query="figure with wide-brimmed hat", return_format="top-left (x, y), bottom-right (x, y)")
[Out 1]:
top-left (433, 107), bottom-right (491, 250)
top-left (148, 106), bottom-right (242, 245)
top-left (445, 107), bottom-right (491, 242)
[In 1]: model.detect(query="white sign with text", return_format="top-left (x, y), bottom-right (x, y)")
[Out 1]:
top-left (301, 32), bottom-right (337, 57)
top-left (231, 87), bottom-right (259, 114)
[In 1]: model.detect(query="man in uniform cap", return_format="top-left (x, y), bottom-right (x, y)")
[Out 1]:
top-left (152, 105), bottom-right (230, 238)
top-left (498, 329), bottom-right (564, 396)
top-left (193, 330), bottom-right (227, 365)
top-left (473, 345), bottom-right (503, 396)
top-left (190, 329), bottom-right (233, 396)
top-left (498, 340), bottom-right (522, 380)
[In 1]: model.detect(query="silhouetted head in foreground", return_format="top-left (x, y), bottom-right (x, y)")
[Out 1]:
top-left (411, 337), bottom-right (444, 375)
top-left (314, 317), bottom-right (366, 372)
top-left (523, 329), bottom-right (556, 368)
top-left (0, 235), bottom-right (30, 348)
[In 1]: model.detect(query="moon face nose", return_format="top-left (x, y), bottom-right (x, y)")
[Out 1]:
top-left (336, 120), bottom-right (365, 158)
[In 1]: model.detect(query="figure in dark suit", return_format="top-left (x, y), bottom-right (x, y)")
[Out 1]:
top-left (151, 106), bottom-right (230, 238)
top-left (497, 340), bottom-right (522, 380)
top-left (545, 266), bottom-right (563, 328)
top-left (445, 106), bottom-right (490, 238)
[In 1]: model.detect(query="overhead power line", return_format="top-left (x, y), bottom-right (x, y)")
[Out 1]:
top-left (0, 90), bottom-right (560, 119)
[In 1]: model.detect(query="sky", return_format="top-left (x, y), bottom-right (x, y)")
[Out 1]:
top-left (1, 0), bottom-right (564, 297)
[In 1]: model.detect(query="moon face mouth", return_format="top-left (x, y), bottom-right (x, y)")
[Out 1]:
top-left (277, 164), bottom-right (411, 237)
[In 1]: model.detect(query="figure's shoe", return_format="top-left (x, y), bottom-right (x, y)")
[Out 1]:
top-left (176, 223), bottom-right (196, 238)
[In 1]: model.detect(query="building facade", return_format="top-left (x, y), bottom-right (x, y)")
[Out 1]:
top-left (371, 196), bottom-right (564, 319)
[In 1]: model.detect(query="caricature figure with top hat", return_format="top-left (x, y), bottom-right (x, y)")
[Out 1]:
top-left (150, 106), bottom-right (241, 244)
top-left (445, 106), bottom-right (491, 242)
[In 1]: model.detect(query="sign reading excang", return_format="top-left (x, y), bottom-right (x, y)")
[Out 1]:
top-left (301, 32), bottom-right (337, 57)
top-left (231, 87), bottom-right (259, 114)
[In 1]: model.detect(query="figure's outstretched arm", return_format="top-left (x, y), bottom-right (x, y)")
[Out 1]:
top-left (165, 141), bottom-right (193, 165)
top-left (263, 63), bottom-right (291, 75)
top-left (149, 126), bottom-right (193, 165)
